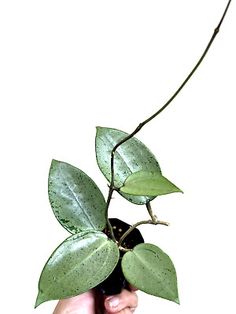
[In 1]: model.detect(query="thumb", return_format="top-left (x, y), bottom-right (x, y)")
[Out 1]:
top-left (104, 290), bottom-right (138, 313)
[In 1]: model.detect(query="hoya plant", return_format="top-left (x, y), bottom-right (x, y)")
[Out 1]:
top-left (35, 1), bottom-right (231, 308)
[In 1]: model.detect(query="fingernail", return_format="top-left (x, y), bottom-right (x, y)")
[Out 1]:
top-left (106, 296), bottom-right (119, 309)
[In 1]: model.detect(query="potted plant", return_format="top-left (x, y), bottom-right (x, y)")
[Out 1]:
top-left (35, 1), bottom-right (231, 308)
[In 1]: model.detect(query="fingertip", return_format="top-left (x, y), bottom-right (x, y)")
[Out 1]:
top-left (104, 296), bottom-right (120, 312)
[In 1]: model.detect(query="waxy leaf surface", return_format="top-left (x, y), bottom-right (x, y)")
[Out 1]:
top-left (35, 231), bottom-right (120, 307)
top-left (122, 243), bottom-right (179, 304)
top-left (49, 160), bottom-right (106, 233)
top-left (120, 171), bottom-right (183, 196)
top-left (95, 127), bottom-right (161, 204)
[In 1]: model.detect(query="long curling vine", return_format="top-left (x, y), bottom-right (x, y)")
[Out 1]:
top-left (106, 0), bottom-right (232, 247)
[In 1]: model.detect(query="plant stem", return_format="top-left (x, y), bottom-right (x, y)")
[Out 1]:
top-left (118, 218), bottom-right (169, 247)
top-left (119, 246), bottom-right (131, 253)
top-left (146, 202), bottom-right (157, 222)
top-left (109, 0), bottom-right (231, 190)
top-left (105, 188), bottom-right (116, 242)
top-left (118, 220), bottom-right (152, 247)
top-left (105, 1), bottom-right (231, 241)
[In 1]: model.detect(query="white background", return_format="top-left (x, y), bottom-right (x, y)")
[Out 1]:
top-left (0, 1), bottom-right (235, 313)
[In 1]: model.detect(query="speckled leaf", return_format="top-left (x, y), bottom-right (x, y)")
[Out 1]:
top-left (120, 171), bottom-right (183, 196)
top-left (48, 160), bottom-right (106, 233)
top-left (122, 243), bottom-right (179, 304)
top-left (95, 127), bottom-right (161, 205)
top-left (35, 231), bottom-right (120, 307)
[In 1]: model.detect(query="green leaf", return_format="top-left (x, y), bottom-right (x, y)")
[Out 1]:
top-left (95, 127), bottom-right (161, 204)
top-left (48, 160), bottom-right (107, 233)
top-left (120, 171), bottom-right (183, 196)
top-left (35, 231), bottom-right (120, 307)
top-left (122, 243), bottom-right (179, 304)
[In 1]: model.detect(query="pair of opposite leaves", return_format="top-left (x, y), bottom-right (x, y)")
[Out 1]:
top-left (35, 127), bottom-right (181, 307)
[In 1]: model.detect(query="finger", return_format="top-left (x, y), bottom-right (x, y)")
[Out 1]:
top-left (114, 307), bottom-right (136, 314)
top-left (104, 290), bottom-right (138, 313)
top-left (105, 306), bottom-right (137, 314)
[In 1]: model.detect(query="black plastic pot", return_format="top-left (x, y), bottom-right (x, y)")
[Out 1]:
top-left (97, 218), bottom-right (144, 295)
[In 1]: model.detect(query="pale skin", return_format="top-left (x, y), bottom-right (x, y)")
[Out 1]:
top-left (53, 289), bottom-right (138, 314)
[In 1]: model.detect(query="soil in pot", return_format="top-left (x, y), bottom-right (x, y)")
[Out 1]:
top-left (97, 218), bottom-right (144, 295)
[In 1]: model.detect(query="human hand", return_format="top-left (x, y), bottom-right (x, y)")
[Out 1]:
top-left (53, 288), bottom-right (138, 314)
